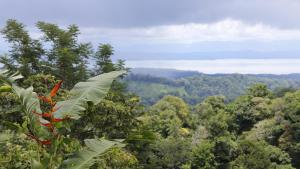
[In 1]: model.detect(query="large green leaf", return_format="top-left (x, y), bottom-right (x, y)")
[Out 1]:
top-left (0, 85), bottom-right (12, 92)
top-left (62, 139), bottom-right (124, 169)
top-left (54, 71), bottom-right (125, 119)
top-left (0, 69), bottom-right (50, 138)
top-left (0, 69), bottom-right (23, 85)
top-left (12, 85), bottom-right (50, 138)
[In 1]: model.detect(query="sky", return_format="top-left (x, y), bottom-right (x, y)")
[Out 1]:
top-left (126, 59), bottom-right (300, 74)
top-left (0, 0), bottom-right (300, 62)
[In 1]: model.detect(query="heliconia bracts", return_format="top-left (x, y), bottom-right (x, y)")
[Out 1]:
top-left (0, 69), bottom-right (125, 169)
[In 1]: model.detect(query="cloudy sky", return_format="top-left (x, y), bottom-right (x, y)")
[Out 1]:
top-left (1, 0), bottom-right (300, 61)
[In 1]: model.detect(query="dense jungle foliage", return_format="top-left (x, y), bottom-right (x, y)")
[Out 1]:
top-left (126, 70), bottom-right (300, 105)
top-left (1, 20), bottom-right (300, 169)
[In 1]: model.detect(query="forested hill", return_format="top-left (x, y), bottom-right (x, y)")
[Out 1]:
top-left (126, 68), bottom-right (300, 105)
top-left (130, 68), bottom-right (200, 79)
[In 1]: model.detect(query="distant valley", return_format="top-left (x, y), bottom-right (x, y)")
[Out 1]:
top-left (125, 68), bottom-right (300, 105)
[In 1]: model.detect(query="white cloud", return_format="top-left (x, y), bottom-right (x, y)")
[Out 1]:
top-left (80, 19), bottom-right (300, 44)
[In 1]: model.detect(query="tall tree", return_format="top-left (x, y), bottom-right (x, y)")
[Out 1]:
top-left (36, 21), bottom-right (92, 88)
top-left (1, 19), bottom-right (44, 77)
top-left (71, 43), bottom-right (142, 140)
top-left (94, 43), bottom-right (116, 74)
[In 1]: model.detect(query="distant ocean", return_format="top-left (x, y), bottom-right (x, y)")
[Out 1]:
top-left (126, 59), bottom-right (300, 74)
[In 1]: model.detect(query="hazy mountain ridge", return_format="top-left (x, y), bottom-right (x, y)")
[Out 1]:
top-left (126, 68), bottom-right (300, 105)
top-left (129, 68), bottom-right (200, 79)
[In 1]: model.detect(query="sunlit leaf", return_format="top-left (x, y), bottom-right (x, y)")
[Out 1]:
top-left (54, 71), bottom-right (125, 119)
top-left (62, 139), bottom-right (124, 169)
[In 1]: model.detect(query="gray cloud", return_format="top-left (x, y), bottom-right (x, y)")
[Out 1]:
top-left (0, 0), bottom-right (300, 28)
top-left (1, 0), bottom-right (300, 61)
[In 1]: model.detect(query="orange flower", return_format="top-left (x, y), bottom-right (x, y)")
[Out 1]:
top-left (50, 80), bottom-right (63, 97)
top-left (38, 80), bottom-right (63, 106)
top-left (28, 80), bottom-right (64, 146)
top-left (40, 122), bottom-right (52, 127)
top-left (51, 117), bottom-right (69, 122)
top-left (40, 140), bottom-right (52, 145)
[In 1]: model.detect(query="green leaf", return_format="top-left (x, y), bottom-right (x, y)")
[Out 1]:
top-left (0, 132), bottom-right (13, 142)
top-left (12, 85), bottom-right (51, 139)
top-left (0, 69), bottom-right (50, 138)
top-left (0, 69), bottom-right (23, 85)
top-left (0, 105), bottom-right (22, 114)
top-left (62, 139), bottom-right (124, 169)
top-left (31, 159), bottom-right (44, 169)
top-left (54, 71), bottom-right (125, 119)
top-left (0, 121), bottom-right (22, 131)
top-left (0, 85), bottom-right (12, 92)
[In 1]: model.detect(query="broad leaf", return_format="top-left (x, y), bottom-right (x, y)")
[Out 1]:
top-left (62, 139), bottom-right (124, 169)
top-left (0, 85), bottom-right (12, 92)
top-left (0, 69), bottom-right (23, 85)
top-left (12, 85), bottom-right (51, 138)
top-left (54, 71), bottom-right (125, 119)
top-left (0, 69), bottom-right (50, 138)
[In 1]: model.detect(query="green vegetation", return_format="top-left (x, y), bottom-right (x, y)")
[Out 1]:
top-left (126, 72), bottom-right (300, 105)
top-left (1, 20), bottom-right (300, 169)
